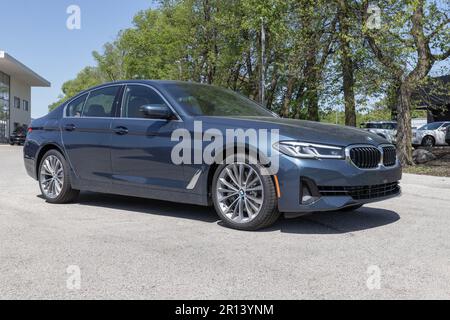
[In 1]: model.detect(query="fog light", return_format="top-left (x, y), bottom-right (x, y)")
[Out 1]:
top-left (301, 185), bottom-right (319, 205)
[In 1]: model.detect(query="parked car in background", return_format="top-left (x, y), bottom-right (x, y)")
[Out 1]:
top-left (411, 118), bottom-right (428, 129)
top-left (9, 126), bottom-right (27, 145)
top-left (412, 121), bottom-right (450, 147)
top-left (360, 121), bottom-right (397, 144)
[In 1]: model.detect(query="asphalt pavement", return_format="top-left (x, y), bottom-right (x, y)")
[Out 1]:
top-left (0, 145), bottom-right (449, 299)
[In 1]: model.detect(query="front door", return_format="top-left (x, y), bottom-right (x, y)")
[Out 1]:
top-left (110, 84), bottom-right (186, 192)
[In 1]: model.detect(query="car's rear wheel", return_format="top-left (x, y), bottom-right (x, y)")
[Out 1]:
top-left (422, 136), bottom-right (435, 147)
top-left (212, 162), bottom-right (279, 231)
top-left (38, 149), bottom-right (79, 204)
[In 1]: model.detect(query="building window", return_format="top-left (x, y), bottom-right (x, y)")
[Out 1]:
top-left (23, 100), bottom-right (29, 111)
top-left (0, 71), bottom-right (10, 141)
top-left (14, 97), bottom-right (20, 109)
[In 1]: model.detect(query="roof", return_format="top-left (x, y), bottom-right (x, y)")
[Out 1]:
top-left (415, 75), bottom-right (450, 109)
top-left (0, 51), bottom-right (50, 87)
top-left (70, 80), bottom-right (214, 98)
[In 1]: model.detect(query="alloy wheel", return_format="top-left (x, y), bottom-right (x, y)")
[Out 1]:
top-left (423, 136), bottom-right (434, 147)
top-left (216, 163), bottom-right (264, 223)
top-left (39, 155), bottom-right (64, 199)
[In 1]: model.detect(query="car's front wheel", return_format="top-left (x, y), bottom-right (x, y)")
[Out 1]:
top-left (212, 162), bottom-right (279, 231)
top-left (38, 149), bottom-right (79, 204)
top-left (422, 136), bottom-right (435, 147)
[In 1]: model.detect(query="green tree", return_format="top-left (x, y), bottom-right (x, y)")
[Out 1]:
top-left (362, 0), bottom-right (449, 165)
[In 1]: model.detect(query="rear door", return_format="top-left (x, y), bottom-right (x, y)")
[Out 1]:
top-left (110, 84), bottom-right (186, 192)
top-left (60, 85), bottom-right (122, 185)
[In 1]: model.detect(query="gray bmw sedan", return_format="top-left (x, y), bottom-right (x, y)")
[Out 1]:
top-left (24, 81), bottom-right (401, 231)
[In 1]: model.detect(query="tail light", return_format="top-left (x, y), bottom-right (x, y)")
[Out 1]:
top-left (27, 127), bottom-right (33, 134)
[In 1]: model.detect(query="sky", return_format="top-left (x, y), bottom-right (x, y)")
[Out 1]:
top-left (2, 0), bottom-right (156, 118)
top-left (2, 1), bottom-right (448, 118)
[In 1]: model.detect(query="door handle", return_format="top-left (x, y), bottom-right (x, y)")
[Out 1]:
top-left (64, 124), bottom-right (76, 131)
top-left (113, 126), bottom-right (129, 135)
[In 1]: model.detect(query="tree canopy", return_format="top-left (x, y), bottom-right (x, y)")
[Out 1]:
top-left (49, 0), bottom-right (449, 165)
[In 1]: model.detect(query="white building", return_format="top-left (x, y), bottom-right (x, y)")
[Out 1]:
top-left (0, 51), bottom-right (50, 142)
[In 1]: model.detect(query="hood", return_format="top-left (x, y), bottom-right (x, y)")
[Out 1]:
top-left (196, 116), bottom-right (389, 147)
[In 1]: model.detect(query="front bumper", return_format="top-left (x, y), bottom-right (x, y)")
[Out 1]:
top-left (276, 154), bottom-right (402, 213)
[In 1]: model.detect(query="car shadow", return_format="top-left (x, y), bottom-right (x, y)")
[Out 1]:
top-left (38, 193), bottom-right (400, 234)
top-left (73, 192), bottom-right (220, 223)
top-left (266, 207), bottom-right (400, 234)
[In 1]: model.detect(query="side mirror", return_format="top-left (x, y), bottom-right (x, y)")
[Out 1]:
top-left (140, 104), bottom-right (173, 120)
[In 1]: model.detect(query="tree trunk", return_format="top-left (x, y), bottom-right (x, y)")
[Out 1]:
top-left (396, 83), bottom-right (414, 165)
top-left (305, 70), bottom-right (319, 121)
top-left (281, 77), bottom-right (295, 117)
top-left (306, 88), bottom-right (319, 121)
top-left (387, 80), bottom-right (400, 120)
top-left (304, 48), bottom-right (320, 121)
top-left (266, 67), bottom-right (279, 110)
top-left (337, 0), bottom-right (356, 126)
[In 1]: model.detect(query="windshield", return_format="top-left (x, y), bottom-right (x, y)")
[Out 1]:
top-left (162, 83), bottom-right (275, 117)
top-left (364, 123), bottom-right (382, 129)
top-left (418, 122), bottom-right (443, 130)
top-left (363, 123), bottom-right (396, 129)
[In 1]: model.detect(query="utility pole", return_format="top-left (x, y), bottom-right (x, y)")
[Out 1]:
top-left (175, 60), bottom-right (182, 80)
top-left (260, 17), bottom-right (266, 106)
top-left (336, 107), bottom-right (338, 124)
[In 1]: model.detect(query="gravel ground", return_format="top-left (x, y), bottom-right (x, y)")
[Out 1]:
top-left (0, 145), bottom-right (449, 299)
top-left (404, 147), bottom-right (450, 177)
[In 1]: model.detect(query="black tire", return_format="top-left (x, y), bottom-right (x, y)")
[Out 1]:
top-left (212, 162), bottom-right (280, 231)
top-left (421, 136), bottom-right (435, 147)
top-left (9, 142), bottom-right (14, 146)
top-left (38, 149), bottom-right (79, 204)
top-left (337, 204), bottom-right (363, 212)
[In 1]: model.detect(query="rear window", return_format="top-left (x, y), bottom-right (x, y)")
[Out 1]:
top-left (82, 86), bottom-right (121, 118)
top-left (66, 94), bottom-right (88, 117)
top-left (419, 122), bottom-right (444, 130)
top-left (363, 123), bottom-right (382, 129)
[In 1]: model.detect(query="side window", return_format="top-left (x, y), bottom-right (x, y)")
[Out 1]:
top-left (66, 94), bottom-right (88, 117)
top-left (82, 86), bottom-right (120, 118)
top-left (122, 85), bottom-right (168, 119)
top-left (14, 97), bottom-right (20, 109)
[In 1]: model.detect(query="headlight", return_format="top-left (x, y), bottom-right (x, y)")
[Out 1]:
top-left (273, 141), bottom-right (345, 159)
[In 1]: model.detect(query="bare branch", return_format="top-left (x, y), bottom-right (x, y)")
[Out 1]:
top-left (426, 17), bottom-right (450, 40)
top-left (361, 0), bottom-right (403, 78)
top-left (433, 48), bottom-right (450, 61)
